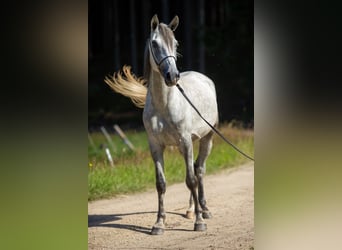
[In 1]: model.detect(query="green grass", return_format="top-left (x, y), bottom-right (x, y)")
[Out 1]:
top-left (88, 123), bottom-right (254, 201)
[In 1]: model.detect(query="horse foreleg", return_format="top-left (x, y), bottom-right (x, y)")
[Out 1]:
top-left (181, 137), bottom-right (206, 231)
top-left (149, 143), bottom-right (166, 235)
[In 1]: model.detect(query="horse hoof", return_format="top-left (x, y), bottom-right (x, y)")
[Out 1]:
top-left (202, 210), bottom-right (212, 219)
top-left (194, 222), bottom-right (207, 231)
top-left (151, 226), bottom-right (164, 235)
top-left (185, 210), bottom-right (194, 219)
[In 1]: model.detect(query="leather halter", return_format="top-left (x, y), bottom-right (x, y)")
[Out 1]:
top-left (149, 40), bottom-right (176, 68)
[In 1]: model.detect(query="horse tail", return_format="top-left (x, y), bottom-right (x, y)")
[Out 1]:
top-left (104, 65), bottom-right (147, 108)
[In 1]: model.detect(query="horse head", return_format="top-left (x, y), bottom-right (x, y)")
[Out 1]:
top-left (148, 14), bottom-right (180, 87)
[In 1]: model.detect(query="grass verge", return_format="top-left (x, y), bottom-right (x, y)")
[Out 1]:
top-left (88, 123), bottom-right (254, 201)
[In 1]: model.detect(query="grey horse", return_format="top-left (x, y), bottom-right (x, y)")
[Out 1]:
top-left (105, 14), bottom-right (219, 235)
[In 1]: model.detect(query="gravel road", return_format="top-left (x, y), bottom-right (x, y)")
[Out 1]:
top-left (88, 162), bottom-right (254, 250)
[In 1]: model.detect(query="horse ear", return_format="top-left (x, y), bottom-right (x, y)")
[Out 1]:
top-left (151, 14), bottom-right (159, 31)
top-left (168, 15), bottom-right (179, 31)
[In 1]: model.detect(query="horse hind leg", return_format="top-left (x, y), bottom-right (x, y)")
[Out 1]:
top-left (180, 136), bottom-right (207, 231)
top-left (185, 192), bottom-right (194, 219)
top-left (185, 131), bottom-right (213, 220)
top-left (194, 131), bottom-right (214, 219)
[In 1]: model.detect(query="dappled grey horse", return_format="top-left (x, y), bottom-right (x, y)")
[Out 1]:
top-left (105, 14), bottom-right (218, 235)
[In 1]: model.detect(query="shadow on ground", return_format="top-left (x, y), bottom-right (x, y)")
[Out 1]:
top-left (88, 211), bottom-right (188, 235)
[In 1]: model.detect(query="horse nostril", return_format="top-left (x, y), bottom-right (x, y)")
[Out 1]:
top-left (176, 72), bottom-right (180, 79)
top-left (166, 72), bottom-right (171, 81)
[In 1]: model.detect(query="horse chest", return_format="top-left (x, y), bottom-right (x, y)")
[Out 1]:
top-left (144, 113), bottom-right (182, 146)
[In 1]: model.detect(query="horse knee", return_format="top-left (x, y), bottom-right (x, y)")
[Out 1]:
top-left (186, 175), bottom-right (198, 190)
top-left (156, 179), bottom-right (166, 193)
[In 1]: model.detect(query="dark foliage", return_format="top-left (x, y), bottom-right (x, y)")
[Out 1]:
top-left (89, 0), bottom-right (253, 129)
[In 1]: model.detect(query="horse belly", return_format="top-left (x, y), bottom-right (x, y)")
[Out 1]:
top-left (190, 98), bottom-right (218, 140)
top-left (191, 125), bottom-right (211, 141)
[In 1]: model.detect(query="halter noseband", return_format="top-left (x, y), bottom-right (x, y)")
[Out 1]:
top-left (149, 41), bottom-right (176, 68)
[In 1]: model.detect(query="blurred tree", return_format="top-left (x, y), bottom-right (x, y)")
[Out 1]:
top-left (88, 0), bottom-right (253, 129)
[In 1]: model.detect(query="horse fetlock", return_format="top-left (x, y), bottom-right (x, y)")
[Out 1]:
top-left (199, 198), bottom-right (207, 207)
top-left (202, 210), bottom-right (213, 219)
top-left (151, 225), bottom-right (165, 235)
top-left (185, 210), bottom-right (194, 219)
top-left (158, 213), bottom-right (166, 222)
top-left (151, 220), bottom-right (165, 235)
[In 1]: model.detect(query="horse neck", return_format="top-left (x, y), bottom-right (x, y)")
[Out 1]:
top-left (148, 70), bottom-right (174, 109)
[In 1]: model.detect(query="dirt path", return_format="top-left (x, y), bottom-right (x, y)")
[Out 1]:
top-left (88, 162), bottom-right (254, 250)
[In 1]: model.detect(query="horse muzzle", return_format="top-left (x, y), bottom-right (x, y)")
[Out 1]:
top-left (164, 70), bottom-right (180, 86)
top-left (157, 55), bottom-right (180, 86)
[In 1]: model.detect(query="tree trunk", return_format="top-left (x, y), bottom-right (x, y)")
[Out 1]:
top-left (198, 0), bottom-right (205, 73)
top-left (129, 0), bottom-right (137, 72)
top-left (161, 0), bottom-right (169, 22)
top-left (113, 0), bottom-right (120, 70)
top-left (184, 0), bottom-right (192, 70)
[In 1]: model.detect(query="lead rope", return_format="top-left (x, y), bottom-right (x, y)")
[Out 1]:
top-left (176, 83), bottom-right (255, 162)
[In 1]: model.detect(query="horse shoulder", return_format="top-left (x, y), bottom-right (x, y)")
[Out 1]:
top-left (143, 98), bottom-right (182, 146)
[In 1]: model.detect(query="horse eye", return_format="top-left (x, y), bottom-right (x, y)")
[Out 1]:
top-left (151, 40), bottom-right (158, 48)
